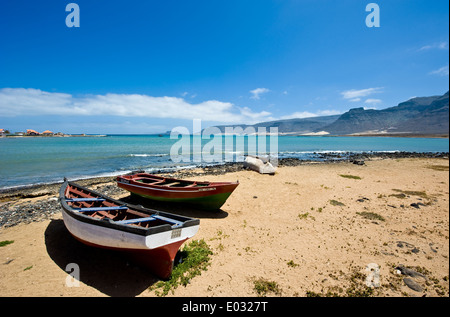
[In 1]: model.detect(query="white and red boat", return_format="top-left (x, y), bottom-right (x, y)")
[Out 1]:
top-left (59, 179), bottom-right (200, 279)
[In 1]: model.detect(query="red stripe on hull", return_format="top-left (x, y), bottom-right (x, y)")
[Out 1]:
top-left (70, 233), bottom-right (187, 280)
top-left (117, 181), bottom-right (238, 200)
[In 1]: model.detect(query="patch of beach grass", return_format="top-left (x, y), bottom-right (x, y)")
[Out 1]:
top-left (339, 174), bottom-right (362, 180)
top-left (356, 211), bottom-right (385, 222)
top-left (426, 165), bottom-right (449, 171)
top-left (306, 268), bottom-right (375, 297)
top-left (389, 193), bottom-right (407, 199)
top-left (346, 271), bottom-right (375, 297)
top-left (253, 278), bottom-right (282, 296)
top-left (298, 212), bottom-right (315, 220)
top-left (329, 200), bottom-right (345, 207)
top-left (150, 239), bottom-right (213, 296)
top-left (209, 229), bottom-right (229, 241)
top-left (0, 240), bottom-right (14, 247)
top-left (392, 189), bottom-right (429, 199)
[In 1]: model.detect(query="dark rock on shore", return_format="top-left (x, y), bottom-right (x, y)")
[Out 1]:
top-left (396, 265), bottom-right (429, 292)
top-left (403, 277), bottom-right (423, 292)
top-left (395, 265), bottom-right (428, 280)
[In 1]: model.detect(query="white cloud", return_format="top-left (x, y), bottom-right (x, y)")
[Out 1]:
top-left (238, 106), bottom-right (274, 122)
top-left (250, 88), bottom-right (270, 100)
top-left (0, 88), bottom-right (74, 117)
top-left (316, 110), bottom-right (342, 116)
top-left (280, 109), bottom-right (341, 120)
top-left (280, 111), bottom-right (316, 119)
top-left (429, 65), bottom-right (449, 76)
top-left (341, 87), bottom-right (383, 101)
top-left (0, 88), bottom-right (272, 124)
top-left (364, 98), bottom-right (382, 104)
top-left (418, 41), bottom-right (449, 51)
top-left (0, 88), bottom-right (348, 127)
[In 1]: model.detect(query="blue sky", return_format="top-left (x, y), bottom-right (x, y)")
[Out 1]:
top-left (0, 0), bottom-right (448, 134)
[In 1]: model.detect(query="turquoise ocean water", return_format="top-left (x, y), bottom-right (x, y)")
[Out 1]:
top-left (0, 135), bottom-right (448, 189)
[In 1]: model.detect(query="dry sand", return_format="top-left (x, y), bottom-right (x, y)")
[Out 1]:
top-left (0, 158), bottom-right (448, 297)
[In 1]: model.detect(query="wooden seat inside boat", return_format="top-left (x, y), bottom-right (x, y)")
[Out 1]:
top-left (116, 214), bottom-right (183, 228)
top-left (116, 216), bottom-right (156, 225)
top-left (151, 181), bottom-right (165, 185)
top-left (74, 206), bottom-right (128, 212)
top-left (134, 177), bottom-right (165, 185)
top-left (164, 182), bottom-right (181, 187)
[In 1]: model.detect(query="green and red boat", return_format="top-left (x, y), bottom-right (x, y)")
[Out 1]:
top-left (116, 173), bottom-right (239, 210)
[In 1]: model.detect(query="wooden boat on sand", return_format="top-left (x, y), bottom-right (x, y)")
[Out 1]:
top-left (59, 179), bottom-right (200, 279)
top-left (116, 173), bottom-right (239, 210)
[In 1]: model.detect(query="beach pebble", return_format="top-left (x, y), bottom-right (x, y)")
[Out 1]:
top-left (403, 277), bottom-right (423, 292)
top-left (4, 258), bottom-right (14, 265)
top-left (395, 265), bottom-right (428, 280)
top-left (429, 243), bottom-right (438, 253)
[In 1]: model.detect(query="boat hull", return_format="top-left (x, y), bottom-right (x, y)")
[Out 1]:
top-left (117, 174), bottom-right (239, 210)
top-left (69, 235), bottom-right (186, 280)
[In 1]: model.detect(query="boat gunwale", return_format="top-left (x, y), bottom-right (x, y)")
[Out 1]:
top-left (59, 180), bottom-right (200, 237)
top-left (117, 173), bottom-right (239, 192)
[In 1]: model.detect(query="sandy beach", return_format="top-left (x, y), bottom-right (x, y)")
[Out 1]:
top-left (0, 156), bottom-right (448, 297)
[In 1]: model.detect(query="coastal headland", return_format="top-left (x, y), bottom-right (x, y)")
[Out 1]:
top-left (0, 152), bottom-right (448, 297)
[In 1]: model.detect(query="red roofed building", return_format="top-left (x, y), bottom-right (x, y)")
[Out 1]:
top-left (27, 129), bottom-right (40, 136)
top-left (42, 130), bottom-right (54, 136)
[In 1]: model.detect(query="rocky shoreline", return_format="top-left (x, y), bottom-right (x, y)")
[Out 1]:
top-left (0, 151), bottom-right (448, 229)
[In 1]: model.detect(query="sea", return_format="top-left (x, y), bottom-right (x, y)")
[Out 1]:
top-left (0, 134), bottom-right (448, 190)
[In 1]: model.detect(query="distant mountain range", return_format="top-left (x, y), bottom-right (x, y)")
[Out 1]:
top-left (212, 91), bottom-right (449, 136)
